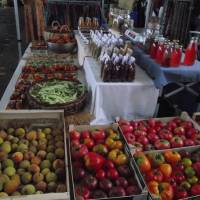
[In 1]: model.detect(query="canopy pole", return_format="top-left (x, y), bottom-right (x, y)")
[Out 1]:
top-left (14, 0), bottom-right (21, 41)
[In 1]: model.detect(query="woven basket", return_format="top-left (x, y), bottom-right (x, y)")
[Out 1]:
top-left (43, 21), bottom-right (72, 42)
top-left (27, 79), bottom-right (88, 115)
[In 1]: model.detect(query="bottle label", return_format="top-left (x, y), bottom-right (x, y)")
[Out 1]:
top-left (128, 56), bottom-right (136, 65)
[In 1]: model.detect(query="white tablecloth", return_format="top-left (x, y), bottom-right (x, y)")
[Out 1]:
top-left (75, 33), bottom-right (92, 66)
top-left (84, 57), bottom-right (159, 124)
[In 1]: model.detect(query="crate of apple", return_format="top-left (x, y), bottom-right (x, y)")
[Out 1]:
top-left (134, 147), bottom-right (200, 200)
top-left (118, 112), bottom-right (200, 152)
top-left (69, 125), bottom-right (144, 199)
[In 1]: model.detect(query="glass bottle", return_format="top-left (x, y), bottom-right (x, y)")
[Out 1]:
top-left (170, 45), bottom-right (182, 67)
top-left (102, 58), bottom-right (112, 82)
top-left (184, 37), bottom-right (198, 66)
top-left (127, 56), bottom-right (136, 82)
top-left (162, 44), bottom-right (171, 67)
top-left (121, 54), bottom-right (128, 82)
top-left (156, 41), bottom-right (165, 64)
top-left (150, 38), bottom-right (158, 58)
top-left (100, 53), bottom-right (110, 78)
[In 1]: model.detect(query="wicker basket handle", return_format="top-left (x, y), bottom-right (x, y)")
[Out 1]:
top-left (51, 20), bottom-right (61, 31)
top-left (60, 25), bottom-right (70, 33)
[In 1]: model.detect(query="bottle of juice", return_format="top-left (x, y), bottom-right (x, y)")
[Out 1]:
top-left (184, 37), bottom-right (198, 66)
top-left (170, 45), bottom-right (182, 67)
top-left (162, 44), bottom-right (171, 67)
top-left (156, 41), bottom-right (165, 64)
top-left (150, 38), bottom-right (158, 58)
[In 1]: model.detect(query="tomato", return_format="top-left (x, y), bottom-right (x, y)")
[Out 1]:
top-left (148, 181), bottom-right (159, 196)
top-left (105, 135), bottom-right (123, 150)
top-left (71, 144), bottom-right (88, 160)
top-left (147, 152), bottom-right (165, 167)
top-left (108, 149), bottom-right (127, 165)
top-left (114, 141), bottom-right (123, 149)
top-left (70, 130), bottom-right (81, 140)
top-left (164, 150), bottom-right (181, 164)
top-left (134, 152), bottom-right (151, 173)
top-left (146, 169), bottom-right (163, 182)
top-left (107, 168), bottom-right (119, 180)
top-left (84, 138), bottom-right (95, 149)
top-left (148, 181), bottom-right (173, 200)
top-left (159, 182), bottom-right (173, 200)
top-left (175, 187), bottom-right (188, 199)
top-left (191, 184), bottom-right (200, 196)
top-left (96, 169), bottom-right (106, 180)
top-left (83, 175), bottom-right (98, 190)
top-left (81, 131), bottom-right (90, 139)
top-left (84, 152), bottom-right (105, 171)
top-left (91, 129), bottom-right (106, 142)
top-left (93, 144), bottom-right (108, 155)
top-left (104, 160), bottom-right (115, 170)
top-left (159, 163), bottom-right (172, 179)
top-left (75, 185), bottom-right (90, 199)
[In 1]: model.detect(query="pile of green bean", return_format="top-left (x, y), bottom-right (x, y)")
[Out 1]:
top-left (30, 80), bottom-right (86, 105)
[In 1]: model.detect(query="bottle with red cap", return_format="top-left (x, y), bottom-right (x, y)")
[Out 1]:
top-left (156, 40), bottom-right (165, 64)
top-left (170, 44), bottom-right (182, 67)
top-left (184, 37), bottom-right (198, 66)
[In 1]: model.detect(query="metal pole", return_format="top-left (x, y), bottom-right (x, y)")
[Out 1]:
top-left (14, 0), bottom-right (21, 41)
top-left (145, 0), bottom-right (153, 29)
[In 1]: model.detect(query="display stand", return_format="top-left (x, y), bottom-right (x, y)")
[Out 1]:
top-left (132, 46), bottom-right (200, 116)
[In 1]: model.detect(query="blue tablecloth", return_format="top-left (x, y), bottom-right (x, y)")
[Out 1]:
top-left (133, 47), bottom-right (200, 89)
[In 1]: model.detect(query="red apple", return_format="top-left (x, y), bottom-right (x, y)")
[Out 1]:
top-left (124, 133), bottom-right (135, 144)
top-left (155, 121), bottom-right (164, 128)
top-left (118, 119), bottom-right (130, 126)
top-left (184, 139), bottom-right (195, 146)
top-left (174, 127), bottom-right (185, 136)
top-left (180, 121), bottom-right (193, 130)
top-left (185, 128), bottom-right (197, 139)
top-left (81, 131), bottom-right (90, 139)
top-left (147, 133), bottom-right (159, 144)
top-left (126, 185), bottom-right (140, 195)
top-left (121, 125), bottom-right (133, 134)
top-left (159, 129), bottom-right (173, 141)
top-left (138, 125), bottom-right (148, 132)
top-left (171, 136), bottom-right (184, 148)
top-left (167, 121), bottom-right (177, 130)
top-left (134, 130), bottom-right (147, 138)
top-left (172, 117), bottom-right (182, 125)
top-left (154, 139), bottom-right (170, 150)
top-left (130, 121), bottom-right (138, 129)
top-left (148, 118), bottom-right (156, 127)
top-left (147, 127), bottom-right (157, 135)
top-left (137, 135), bottom-right (149, 146)
top-left (115, 177), bottom-right (128, 188)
